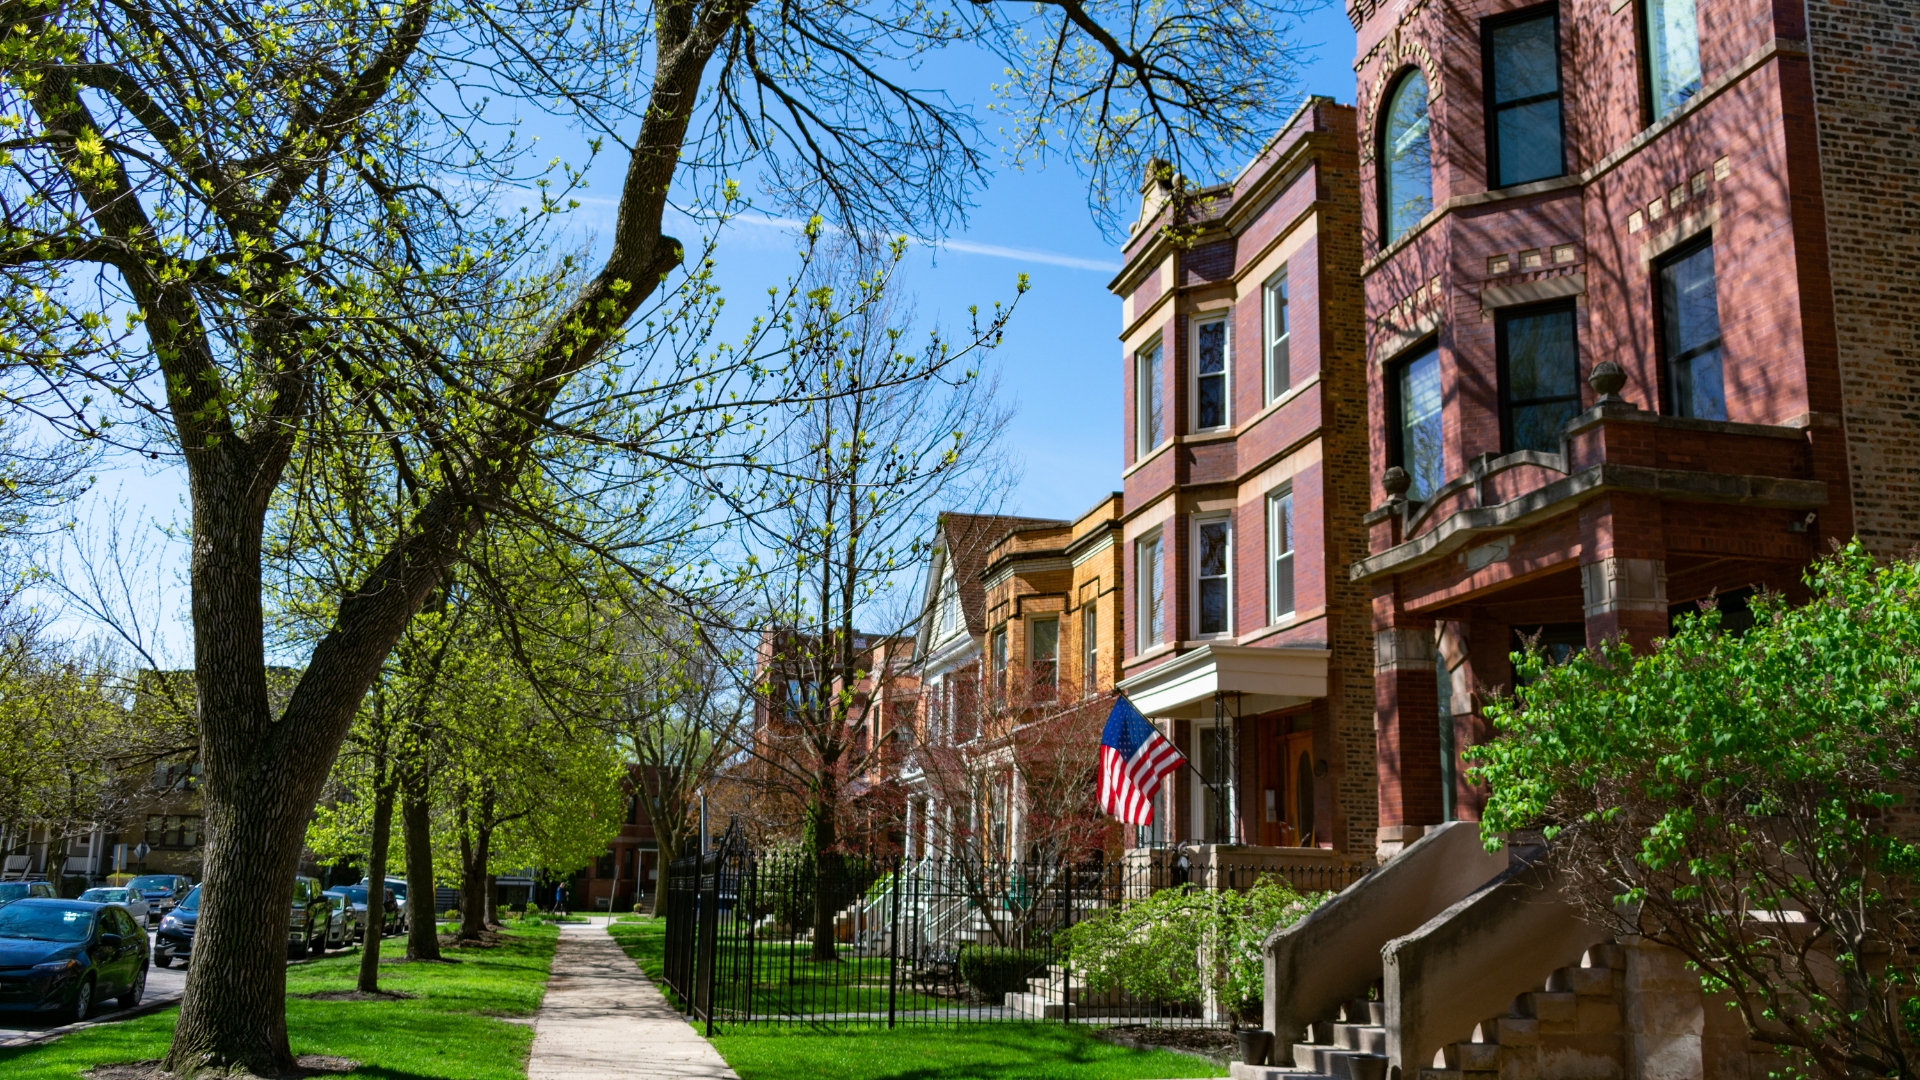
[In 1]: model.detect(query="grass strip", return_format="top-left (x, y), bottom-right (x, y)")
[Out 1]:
top-left (0, 926), bottom-right (558, 1080)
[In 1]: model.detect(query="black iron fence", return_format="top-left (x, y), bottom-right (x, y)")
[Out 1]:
top-left (662, 831), bottom-right (1372, 1032)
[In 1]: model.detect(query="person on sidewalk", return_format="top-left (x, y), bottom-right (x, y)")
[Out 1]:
top-left (554, 884), bottom-right (567, 916)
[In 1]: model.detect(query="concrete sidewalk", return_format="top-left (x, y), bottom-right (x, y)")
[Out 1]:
top-left (527, 919), bottom-right (739, 1080)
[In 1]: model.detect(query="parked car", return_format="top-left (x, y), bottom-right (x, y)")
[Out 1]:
top-left (289, 875), bottom-right (331, 958)
top-left (75, 887), bottom-right (151, 923)
top-left (362, 877), bottom-right (410, 934)
top-left (125, 874), bottom-right (192, 914)
top-left (329, 885), bottom-right (400, 940)
top-left (321, 891), bottom-right (355, 950)
top-left (0, 899), bottom-right (149, 1022)
top-left (0, 881), bottom-right (56, 908)
top-left (153, 884), bottom-right (200, 967)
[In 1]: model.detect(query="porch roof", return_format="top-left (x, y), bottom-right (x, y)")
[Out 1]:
top-left (1116, 643), bottom-right (1330, 720)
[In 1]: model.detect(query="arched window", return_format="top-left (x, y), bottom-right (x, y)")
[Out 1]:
top-left (1380, 69), bottom-right (1434, 245)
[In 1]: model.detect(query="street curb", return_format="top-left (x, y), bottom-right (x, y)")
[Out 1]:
top-left (0, 993), bottom-right (183, 1049)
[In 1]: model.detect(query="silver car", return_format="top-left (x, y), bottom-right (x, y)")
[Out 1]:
top-left (76, 886), bottom-right (152, 923)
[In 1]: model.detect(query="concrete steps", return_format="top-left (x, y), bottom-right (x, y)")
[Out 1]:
top-left (1416, 943), bottom-right (1626, 1080)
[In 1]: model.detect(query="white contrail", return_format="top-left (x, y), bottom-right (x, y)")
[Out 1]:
top-left (728, 213), bottom-right (1120, 274)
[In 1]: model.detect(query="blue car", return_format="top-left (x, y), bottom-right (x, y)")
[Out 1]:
top-left (0, 899), bottom-right (149, 1023)
top-left (153, 884), bottom-right (201, 967)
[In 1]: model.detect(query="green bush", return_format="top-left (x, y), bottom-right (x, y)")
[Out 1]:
top-left (1057, 877), bottom-right (1322, 1022)
top-left (957, 946), bottom-right (1049, 1000)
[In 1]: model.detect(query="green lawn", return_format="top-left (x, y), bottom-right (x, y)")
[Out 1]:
top-left (710, 1026), bottom-right (1226, 1080)
top-left (610, 918), bottom-right (1221, 1080)
top-left (607, 917), bottom-right (950, 1016)
top-left (0, 926), bottom-right (558, 1080)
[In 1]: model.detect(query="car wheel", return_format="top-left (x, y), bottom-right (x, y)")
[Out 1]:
top-left (61, 976), bottom-right (94, 1024)
top-left (154, 950), bottom-right (173, 969)
top-left (118, 966), bottom-right (145, 1009)
top-left (309, 927), bottom-right (326, 956)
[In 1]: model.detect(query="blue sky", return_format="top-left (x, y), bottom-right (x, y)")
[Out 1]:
top-left (73, 6), bottom-right (1360, 650)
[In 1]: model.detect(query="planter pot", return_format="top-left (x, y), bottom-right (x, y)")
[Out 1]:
top-left (1236, 1029), bottom-right (1274, 1066)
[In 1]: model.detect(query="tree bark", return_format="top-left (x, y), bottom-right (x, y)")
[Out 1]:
top-left (402, 789), bottom-right (440, 960)
top-left (648, 834), bottom-right (680, 916)
top-left (483, 873), bottom-right (498, 927)
top-left (806, 794), bottom-right (838, 961)
top-left (357, 773), bottom-right (395, 993)
top-left (457, 819), bottom-right (491, 940)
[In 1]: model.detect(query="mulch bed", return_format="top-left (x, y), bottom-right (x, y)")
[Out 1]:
top-left (1095, 1025), bottom-right (1240, 1066)
top-left (292, 989), bottom-right (418, 1002)
top-left (86, 1055), bottom-right (358, 1079)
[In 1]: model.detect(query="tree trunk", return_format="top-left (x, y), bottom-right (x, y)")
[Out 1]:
top-left (357, 775), bottom-right (396, 993)
top-left (402, 790), bottom-right (440, 960)
top-left (806, 795), bottom-right (838, 962)
top-left (648, 832), bottom-right (681, 917)
top-left (458, 822), bottom-right (491, 940)
top-left (483, 873), bottom-right (498, 927)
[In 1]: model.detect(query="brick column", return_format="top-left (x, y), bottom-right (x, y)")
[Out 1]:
top-left (1374, 618), bottom-right (1441, 860)
top-left (1581, 556), bottom-right (1669, 651)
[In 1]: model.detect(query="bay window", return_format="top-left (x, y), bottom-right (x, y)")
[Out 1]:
top-left (1194, 516), bottom-right (1232, 637)
top-left (1484, 8), bottom-right (1565, 188)
top-left (1659, 235), bottom-right (1726, 420)
top-left (1193, 316), bottom-right (1229, 430)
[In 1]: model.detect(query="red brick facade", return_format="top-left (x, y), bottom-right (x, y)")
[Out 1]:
top-left (1350, 0), bottom-right (1917, 853)
top-left (1113, 101), bottom-right (1376, 856)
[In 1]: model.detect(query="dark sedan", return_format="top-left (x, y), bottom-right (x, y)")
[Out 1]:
top-left (153, 884), bottom-right (200, 968)
top-left (0, 900), bottom-right (148, 1023)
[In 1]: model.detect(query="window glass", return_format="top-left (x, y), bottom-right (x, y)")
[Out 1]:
top-left (1264, 274), bottom-right (1290, 401)
top-left (1137, 341), bottom-right (1165, 454)
top-left (1030, 618), bottom-right (1058, 697)
top-left (1194, 319), bottom-right (1228, 429)
top-left (1196, 519), bottom-right (1231, 636)
top-left (1382, 70), bottom-right (1434, 244)
top-left (1645, 0), bottom-right (1703, 120)
top-left (1487, 11), bottom-right (1564, 187)
top-left (1269, 490), bottom-right (1295, 621)
top-left (0, 904), bottom-right (93, 942)
top-left (990, 628), bottom-right (1008, 696)
top-left (1139, 535), bottom-right (1165, 648)
top-left (1081, 606), bottom-right (1098, 697)
top-left (1659, 238), bottom-right (1726, 420)
top-left (1499, 303), bottom-right (1581, 453)
top-left (1396, 345), bottom-right (1446, 500)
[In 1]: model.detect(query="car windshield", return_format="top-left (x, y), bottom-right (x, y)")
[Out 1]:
top-left (128, 876), bottom-right (174, 892)
top-left (0, 884), bottom-right (31, 903)
top-left (0, 904), bottom-right (94, 942)
top-left (78, 889), bottom-right (127, 903)
top-left (337, 887), bottom-right (368, 903)
top-left (177, 885), bottom-right (201, 912)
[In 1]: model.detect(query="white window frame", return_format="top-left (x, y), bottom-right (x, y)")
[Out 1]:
top-left (1263, 270), bottom-right (1290, 403)
top-left (1189, 314), bottom-right (1232, 432)
top-left (1191, 513), bottom-right (1234, 639)
top-left (1136, 531), bottom-right (1165, 651)
top-left (1028, 615), bottom-right (1059, 697)
top-left (1136, 339), bottom-right (1165, 457)
top-left (1081, 604), bottom-right (1098, 698)
top-left (1268, 487), bottom-right (1296, 624)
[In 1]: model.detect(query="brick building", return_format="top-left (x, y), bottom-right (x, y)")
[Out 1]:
top-left (1109, 99), bottom-right (1377, 861)
top-left (902, 503), bottom-right (1125, 859)
top-left (568, 764), bottom-right (659, 912)
top-left (1347, 0), bottom-right (1920, 856)
top-left (1248, 3), bottom-right (1920, 1080)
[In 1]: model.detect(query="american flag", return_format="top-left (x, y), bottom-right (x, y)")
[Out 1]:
top-left (1098, 696), bottom-right (1185, 825)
